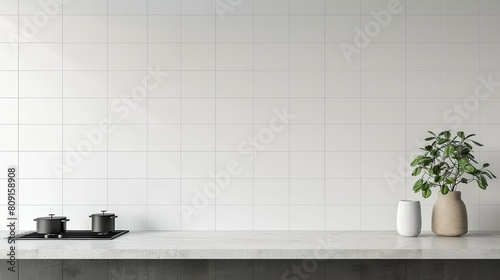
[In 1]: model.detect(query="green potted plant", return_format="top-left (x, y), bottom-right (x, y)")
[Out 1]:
top-left (410, 130), bottom-right (496, 237)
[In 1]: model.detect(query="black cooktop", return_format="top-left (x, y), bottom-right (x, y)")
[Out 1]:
top-left (13, 230), bottom-right (129, 240)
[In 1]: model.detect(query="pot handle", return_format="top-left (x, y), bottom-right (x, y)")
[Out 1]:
top-left (62, 219), bottom-right (70, 222)
top-left (110, 216), bottom-right (118, 219)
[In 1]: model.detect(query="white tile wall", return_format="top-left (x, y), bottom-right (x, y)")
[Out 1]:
top-left (3, 0), bottom-right (500, 231)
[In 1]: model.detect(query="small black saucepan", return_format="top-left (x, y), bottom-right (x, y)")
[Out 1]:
top-left (89, 210), bottom-right (118, 233)
top-left (34, 214), bottom-right (70, 234)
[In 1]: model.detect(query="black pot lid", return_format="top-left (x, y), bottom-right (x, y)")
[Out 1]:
top-left (91, 210), bottom-right (116, 217)
top-left (35, 214), bottom-right (67, 220)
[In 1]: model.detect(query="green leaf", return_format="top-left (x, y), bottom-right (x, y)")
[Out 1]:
top-left (425, 137), bottom-right (435, 141)
top-left (443, 131), bottom-right (451, 139)
top-left (434, 175), bottom-right (442, 183)
top-left (459, 158), bottom-right (469, 167)
top-left (477, 180), bottom-right (487, 190)
top-left (441, 186), bottom-right (449, 195)
top-left (425, 145), bottom-right (433, 151)
top-left (465, 134), bottom-right (476, 140)
top-left (471, 140), bottom-right (484, 147)
top-left (446, 177), bottom-right (456, 184)
top-left (464, 164), bottom-right (475, 174)
top-left (413, 179), bottom-right (423, 192)
top-left (457, 131), bottom-right (465, 139)
top-left (412, 167), bottom-right (422, 176)
top-left (428, 131), bottom-right (436, 136)
top-left (444, 145), bottom-right (455, 156)
top-left (461, 178), bottom-right (469, 183)
top-left (410, 155), bottom-right (423, 167)
top-left (483, 163), bottom-right (490, 168)
top-left (422, 188), bottom-right (431, 198)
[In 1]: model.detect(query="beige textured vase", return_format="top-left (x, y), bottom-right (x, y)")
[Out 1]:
top-left (432, 191), bottom-right (468, 237)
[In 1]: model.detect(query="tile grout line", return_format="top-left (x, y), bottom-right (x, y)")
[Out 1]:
top-left (288, 0), bottom-right (291, 231)
top-left (179, 4), bottom-right (183, 230)
top-left (17, 0), bottom-right (20, 237)
top-left (146, 0), bottom-right (149, 230)
top-left (359, 0), bottom-right (362, 230)
top-left (61, 0), bottom-right (64, 216)
top-left (252, 0), bottom-right (255, 231)
top-left (106, 0), bottom-right (109, 214)
top-left (323, 0), bottom-right (327, 231)
top-left (214, 8), bottom-right (217, 231)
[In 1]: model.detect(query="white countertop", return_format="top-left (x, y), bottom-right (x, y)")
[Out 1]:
top-left (2, 231), bottom-right (500, 259)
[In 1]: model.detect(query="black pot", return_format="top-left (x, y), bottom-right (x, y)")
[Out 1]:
top-left (34, 214), bottom-right (70, 234)
top-left (90, 210), bottom-right (117, 233)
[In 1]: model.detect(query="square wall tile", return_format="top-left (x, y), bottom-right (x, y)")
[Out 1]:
top-left (254, 0), bottom-right (288, 15)
top-left (361, 125), bottom-right (405, 151)
top-left (443, 0), bottom-right (479, 15)
top-left (216, 71), bottom-right (253, 97)
top-left (290, 125), bottom-right (325, 151)
top-left (216, 43), bottom-right (253, 70)
top-left (19, 179), bottom-right (62, 205)
top-left (108, 16), bottom-right (148, 43)
top-left (326, 71), bottom-right (360, 98)
top-left (0, 71), bottom-right (18, 97)
top-left (361, 98), bottom-right (405, 125)
top-left (108, 179), bottom-right (147, 205)
top-left (108, 0), bottom-right (147, 14)
top-left (63, 16), bottom-right (107, 42)
top-left (63, 179), bottom-right (108, 205)
top-left (326, 152), bottom-right (361, 179)
top-left (148, 0), bottom-right (180, 14)
top-left (181, 125), bottom-right (215, 151)
top-left (182, 71), bottom-right (215, 97)
top-left (290, 99), bottom-right (325, 124)
top-left (254, 179), bottom-right (289, 205)
top-left (64, 70), bottom-right (107, 98)
top-left (19, 152), bottom-right (63, 179)
top-left (216, 125), bottom-right (253, 151)
top-left (290, 206), bottom-right (325, 230)
top-left (216, 16), bottom-right (253, 42)
top-left (406, 16), bottom-right (443, 43)
top-left (290, 71), bottom-right (325, 98)
top-left (254, 43), bottom-right (289, 70)
top-left (149, 16), bottom-right (181, 42)
top-left (326, 179), bottom-right (361, 205)
top-left (181, 205), bottom-right (215, 230)
top-left (19, 71), bottom-right (62, 98)
top-left (63, 43), bottom-right (107, 70)
top-left (406, 0), bottom-right (442, 14)
top-left (109, 206), bottom-right (148, 230)
top-left (217, 179), bottom-right (253, 205)
top-left (19, 43), bottom-right (62, 70)
top-left (290, 152), bottom-right (325, 178)
top-left (108, 152), bottom-right (147, 179)
top-left (62, 151), bottom-right (107, 179)
top-left (326, 125), bottom-right (360, 151)
top-left (254, 16), bottom-right (289, 42)
top-left (148, 125), bottom-right (181, 151)
top-left (290, 0), bottom-right (324, 14)
top-left (254, 152), bottom-right (289, 178)
top-left (361, 205), bottom-right (397, 230)
top-left (148, 206), bottom-right (181, 230)
top-left (148, 152), bottom-right (181, 179)
top-left (216, 99), bottom-right (253, 124)
top-left (290, 43), bottom-right (325, 70)
top-left (361, 71), bottom-right (405, 98)
top-left (290, 179), bottom-right (325, 205)
top-left (254, 206), bottom-right (289, 230)
top-left (326, 0), bottom-right (360, 14)
top-left (148, 179), bottom-right (181, 205)
top-left (325, 15), bottom-right (360, 43)
top-left (181, 43), bottom-right (215, 70)
top-left (19, 125), bottom-right (62, 151)
top-left (108, 125), bottom-right (147, 151)
top-left (290, 16), bottom-right (324, 43)
top-left (108, 43), bottom-right (148, 70)
top-left (63, 0), bottom-right (107, 14)
top-left (443, 16), bottom-right (479, 42)
top-left (361, 43), bottom-right (405, 71)
top-left (0, 125), bottom-right (17, 151)
top-left (20, 99), bottom-right (62, 125)
top-left (326, 206), bottom-right (360, 230)
top-left (216, 206), bottom-right (253, 230)
top-left (182, 15), bottom-right (215, 42)
top-left (181, 0), bottom-right (215, 15)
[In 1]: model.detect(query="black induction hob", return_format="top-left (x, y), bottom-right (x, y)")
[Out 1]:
top-left (13, 230), bottom-right (129, 240)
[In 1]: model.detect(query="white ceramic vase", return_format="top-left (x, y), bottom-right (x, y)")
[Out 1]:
top-left (397, 200), bottom-right (422, 237)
